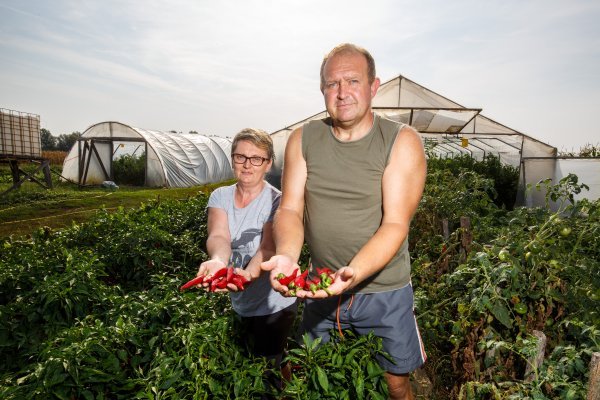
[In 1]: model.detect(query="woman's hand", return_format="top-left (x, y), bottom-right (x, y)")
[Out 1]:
top-left (197, 259), bottom-right (227, 290)
top-left (226, 267), bottom-right (252, 292)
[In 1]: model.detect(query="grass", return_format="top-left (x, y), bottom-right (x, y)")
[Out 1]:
top-left (0, 179), bottom-right (232, 238)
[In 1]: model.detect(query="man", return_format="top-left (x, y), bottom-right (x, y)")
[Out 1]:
top-left (262, 43), bottom-right (427, 399)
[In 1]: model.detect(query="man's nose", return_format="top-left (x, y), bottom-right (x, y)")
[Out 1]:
top-left (337, 81), bottom-right (348, 98)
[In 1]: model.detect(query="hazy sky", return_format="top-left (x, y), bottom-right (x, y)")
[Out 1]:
top-left (1, 0), bottom-right (598, 151)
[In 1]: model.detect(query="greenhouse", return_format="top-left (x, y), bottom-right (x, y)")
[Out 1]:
top-left (268, 75), bottom-right (599, 207)
top-left (61, 121), bottom-right (234, 187)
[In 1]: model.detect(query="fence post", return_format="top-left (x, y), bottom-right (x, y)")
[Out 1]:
top-left (589, 352), bottom-right (600, 400)
top-left (524, 330), bottom-right (546, 382)
top-left (459, 216), bottom-right (472, 261)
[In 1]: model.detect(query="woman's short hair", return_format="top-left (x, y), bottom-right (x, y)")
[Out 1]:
top-left (231, 128), bottom-right (275, 161)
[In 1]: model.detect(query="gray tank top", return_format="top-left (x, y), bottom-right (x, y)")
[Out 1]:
top-left (301, 114), bottom-right (412, 293)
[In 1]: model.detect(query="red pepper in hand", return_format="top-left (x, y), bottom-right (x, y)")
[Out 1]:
top-left (179, 275), bottom-right (205, 291)
top-left (180, 266), bottom-right (251, 293)
top-left (293, 269), bottom-right (309, 290)
top-left (211, 267), bottom-right (228, 280)
top-left (277, 268), bottom-right (298, 287)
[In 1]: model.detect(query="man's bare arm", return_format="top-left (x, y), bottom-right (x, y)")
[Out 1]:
top-left (273, 127), bottom-right (307, 261)
top-left (262, 127), bottom-right (308, 292)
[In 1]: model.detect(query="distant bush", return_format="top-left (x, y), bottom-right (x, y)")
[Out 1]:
top-left (113, 153), bottom-right (146, 186)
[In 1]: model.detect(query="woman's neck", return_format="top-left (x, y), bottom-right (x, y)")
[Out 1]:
top-left (235, 181), bottom-right (265, 208)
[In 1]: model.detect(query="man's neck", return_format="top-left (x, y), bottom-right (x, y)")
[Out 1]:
top-left (332, 112), bottom-right (375, 142)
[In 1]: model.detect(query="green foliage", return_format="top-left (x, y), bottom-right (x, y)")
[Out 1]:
top-left (559, 143), bottom-right (600, 157)
top-left (0, 158), bottom-right (597, 399)
top-left (113, 153), bottom-right (146, 186)
top-left (427, 154), bottom-right (520, 210)
top-left (412, 167), bottom-right (599, 398)
top-left (283, 333), bottom-right (389, 399)
top-left (40, 128), bottom-right (56, 150)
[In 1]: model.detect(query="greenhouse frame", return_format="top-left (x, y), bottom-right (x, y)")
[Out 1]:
top-left (268, 75), bottom-right (599, 207)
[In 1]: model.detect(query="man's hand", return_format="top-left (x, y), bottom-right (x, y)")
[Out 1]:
top-left (295, 266), bottom-right (356, 299)
top-left (261, 255), bottom-right (300, 295)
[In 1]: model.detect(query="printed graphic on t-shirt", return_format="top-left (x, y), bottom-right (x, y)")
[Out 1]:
top-left (230, 228), bottom-right (262, 269)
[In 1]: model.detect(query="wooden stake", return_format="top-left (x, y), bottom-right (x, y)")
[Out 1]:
top-left (588, 352), bottom-right (600, 400)
top-left (524, 330), bottom-right (546, 382)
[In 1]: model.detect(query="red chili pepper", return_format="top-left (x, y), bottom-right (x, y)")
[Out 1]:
top-left (211, 267), bottom-right (228, 280)
top-left (316, 267), bottom-right (333, 278)
top-left (236, 274), bottom-right (249, 287)
top-left (215, 278), bottom-right (228, 290)
top-left (231, 275), bottom-right (248, 291)
top-left (179, 275), bottom-right (205, 291)
top-left (313, 267), bottom-right (335, 289)
top-left (293, 269), bottom-right (309, 290)
top-left (277, 268), bottom-right (299, 286)
top-left (226, 267), bottom-right (234, 282)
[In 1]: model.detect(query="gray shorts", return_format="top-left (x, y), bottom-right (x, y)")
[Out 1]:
top-left (300, 284), bottom-right (426, 374)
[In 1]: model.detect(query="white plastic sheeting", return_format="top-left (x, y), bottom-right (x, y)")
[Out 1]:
top-left (62, 121), bottom-right (234, 187)
top-left (267, 75), bottom-right (569, 208)
top-left (519, 158), bottom-right (600, 210)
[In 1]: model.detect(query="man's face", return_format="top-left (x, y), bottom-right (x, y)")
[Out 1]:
top-left (321, 52), bottom-right (379, 128)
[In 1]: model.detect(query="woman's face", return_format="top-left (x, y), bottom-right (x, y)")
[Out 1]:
top-left (231, 140), bottom-right (272, 186)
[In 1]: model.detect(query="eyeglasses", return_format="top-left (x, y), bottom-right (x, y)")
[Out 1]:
top-left (232, 153), bottom-right (270, 166)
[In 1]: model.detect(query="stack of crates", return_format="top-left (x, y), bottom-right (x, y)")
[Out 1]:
top-left (0, 108), bottom-right (41, 159)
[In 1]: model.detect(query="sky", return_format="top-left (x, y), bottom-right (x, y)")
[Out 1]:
top-left (1, 0), bottom-right (599, 152)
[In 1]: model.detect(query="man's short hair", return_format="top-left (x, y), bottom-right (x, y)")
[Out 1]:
top-left (320, 43), bottom-right (376, 92)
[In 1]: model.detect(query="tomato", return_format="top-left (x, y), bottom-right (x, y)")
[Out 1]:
top-left (514, 303), bottom-right (527, 315)
top-left (498, 249), bottom-right (510, 262)
top-left (560, 227), bottom-right (572, 237)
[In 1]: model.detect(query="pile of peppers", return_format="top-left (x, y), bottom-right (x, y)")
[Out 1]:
top-left (277, 267), bottom-right (335, 296)
top-left (180, 267), bottom-right (249, 292)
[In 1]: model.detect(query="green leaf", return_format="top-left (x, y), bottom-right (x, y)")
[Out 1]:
top-left (489, 301), bottom-right (512, 329)
top-left (368, 389), bottom-right (386, 400)
top-left (354, 376), bottom-right (364, 399)
top-left (316, 366), bottom-right (329, 392)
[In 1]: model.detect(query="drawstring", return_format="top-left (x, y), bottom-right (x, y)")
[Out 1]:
top-left (336, 294), bottom-right (354, 338)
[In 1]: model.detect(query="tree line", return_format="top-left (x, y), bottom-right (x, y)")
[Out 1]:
top-left (40, 128), bottom-right (81, 151)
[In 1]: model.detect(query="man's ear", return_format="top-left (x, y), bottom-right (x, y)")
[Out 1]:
top-left (370, 77), bottom-right (381, 98)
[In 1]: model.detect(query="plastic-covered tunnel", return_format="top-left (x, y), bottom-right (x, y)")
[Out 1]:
top-left (62, 121), bottom-right (234, 187)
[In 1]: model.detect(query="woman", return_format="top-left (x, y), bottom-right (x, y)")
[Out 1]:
top-left (196, 128), bottom-right (297, 393)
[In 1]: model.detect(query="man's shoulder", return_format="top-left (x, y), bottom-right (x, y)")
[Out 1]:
top-left (376, 114), bottom-right (403, 131)
top-left (304, 117), bottom-right (333, 131)
top-left (376, 114), bottom-right (419, 137)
